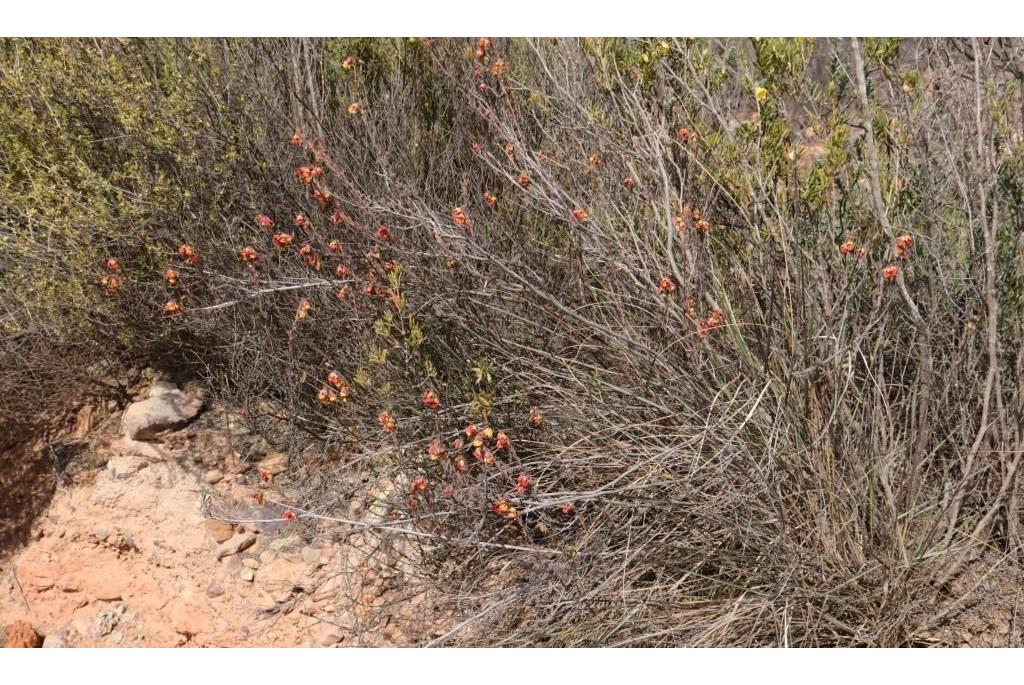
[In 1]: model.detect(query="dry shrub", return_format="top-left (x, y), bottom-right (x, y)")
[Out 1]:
top-left (5, 37), bottom-right (1024, 645)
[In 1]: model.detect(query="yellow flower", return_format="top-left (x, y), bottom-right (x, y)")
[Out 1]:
top-left (755, 86), bottom-right (768, 103)
top-left (347, 102), bottom-right (361, 115)
top-left (482, 427), bottom-right (494, 439)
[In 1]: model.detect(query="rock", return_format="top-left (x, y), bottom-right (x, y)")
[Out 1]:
top-left (257, 451), bottom-right (289, 475)
top-left (165, 601), bottom-right (211, 638)
top-left (215, 531), bottom-right (257, 561)
top-left (259, 557), bottom-right (313, 602)
top-left (269, 535), bottom-right (303, 552)
top-left (42, 632), bottom-right (67, 648)
top-left (206, 582), bottom-right (226, 598)
top-left (300, 546), bottom-right (322, 565)
top-left (94, 604), bottom-right (125, 637)
top-left (259, 550), bottom-right (278, 564)
top-left (203, 519), bottom-right (235, 544)
top-left (204, 469), bottom-right (224, 484)
top-left (120, 390), bottom-right (203, 441)
top-left (4, 621), bottom-right (42, 648)
top-left (315, 623), bottom-right (344, 646)
top-left (107, 455), bottom-right (148, 479)
top-left (110, 630), bottom-right (124, 645)
top-left (240, 568), bottom-right (255, 582)
top-left (72, 404), bottom-right (94, 440)
top-left (242, 558), bottom-right (260, 570)
top-left (148, 381), bottom-right (178, 398)
top-left (93, 524), bottom-right (112, 541)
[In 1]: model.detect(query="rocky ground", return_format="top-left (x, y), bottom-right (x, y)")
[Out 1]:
top-left (0, 372), bottom-right (434, 647)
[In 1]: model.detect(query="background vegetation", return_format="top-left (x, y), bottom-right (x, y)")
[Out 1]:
top-left (4, 37), bottom-right (1024, 645)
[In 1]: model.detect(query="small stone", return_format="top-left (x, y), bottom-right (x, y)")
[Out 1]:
top-left (242, 557), bottom-right (260, 570)
top-left (120, 389), bottom-right (203, 441)
top-left (300, 546), bottom-right (322, 565)
top-left (257, 451), bottom-right (289, 475)
top-left (259, 550), bottom-right (278, 564)
top-left (110, 630), bottom-right (124, 645)
top-left (93, 524), bottom-right (111, 541)
top-left (148, 381), bottom-right (178, 398)
top-left (215, 531), bottom-right (257, 560)
top-left (315, 623), bottom-right (344, 646)
top-left (203, 519), bottom-right (235, 543)
top-left (4, 621), bottom-right (41, 648)
top-left (206, 582), bottom-right (226, 598)
top-left (240, 568), bottom-right (255, 582)
top-left (204, 469), bottom-right (224, 484)
top-left (42, 632), bottom-right (67, 648)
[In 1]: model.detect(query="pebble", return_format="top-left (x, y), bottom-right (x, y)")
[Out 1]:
top-left (300, 546), bottom-right (321, 564)
top-left (215, 531), bottom-right (257, 560)
top-left (259, 550), bottom-right (278, 564)
top-left (204, 469), bottom-right (224, 484)
top-left (242, 558), bottom-right (260, 570)
top-left (110, 630), bottom-right (124, 645)
top-left (240, 568), bottom-right (255, 582)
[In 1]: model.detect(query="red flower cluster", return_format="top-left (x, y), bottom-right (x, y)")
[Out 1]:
top-left (677, 127), bottom-right (698, 145)
top-left (282, 510), bottom-right (296, 521)
top-left (699, 309), bottom-right (725, 337)
top-left (327, 372), bottom-right (350, 399)
top-left (451, 206), bottom-right (471, 229)
top-left (327, 239), bottom-right (343, 253)
top-left (674, 204), bottom-right (710, 232)
top-left (295, 166), bottom-right (322, 185)
top-left (378, 409), bottom-right (396, 432)
top-left (515, 473), bottom-right (531, 493)
top-left (410, 477), bottom-right (428, 496)
top-left (491, 499), bottom-right (517, 519)
top-left (255, 213), bottom-right (274, 229)
top-left (491, 59), bottom-right (508, 78)
top-left (659, 277), bottom-right (675, 295)
top-left (375, 225), bottom-right (391, 242)
top-left (101, 273), bottom-right (122, 294)
top-left (622, 176), bottom-right (635, 190)
top-left (896, 234), bottom-right (913, 259)
top-left (164, 268), bottom-right (179, 285)
top-left (517, 174), bottom-right (532, 188)
top-left (882, 265), bottom-right (900, 282)
top-left (317, 387), bottom-right (337, 405)
top-left (295, 298), bottom-right (311, 319)
top-left (422, 390), bottom-right (440, 411)
top-left (427, 439), bottom-right (444, 460)
top-left (240, 247), bottom-right (260, 264)
top-left (839, 238), bottom-right (856, 255)
top-left (483, 190), bottom-right (497, 207)
top-left (272, 232), bottom-right (295, 248)
top-left (529, 406), bottom-right (543, 427)
top-left (163, 300), bottom-right (182, 315)
top-left (294, 214), bottom-right (311, 230)
top-left (177, 244), bottom-right (199, 264)
top-left (571, 208), bottom-right (589, 222)
top-left (290, 133), bottom-right (303, 146)
top-left (475, 38), bottom-right (492, 62)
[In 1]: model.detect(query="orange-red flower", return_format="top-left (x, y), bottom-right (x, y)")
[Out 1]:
top-left (410, 477), bottom-right (428, 496)
top-left (451, 206), bottom-right (471, 229)
top-left (336, 286), bottom-right (351, 300)
top-left (491, 499), bottom-right (517, 519)
top-left (329, 209), bottom-right (345, 226)
top-left (378, 410), bottom-right (396, 432)
top-left (251, 492), bottom-right (265, 505)
top-left (296, 166), bottom-right (315, 184)
top-left (475, 37), bottom-right (492, 61)
top-left (695, 219), bottom-right (710, 232)
top-left (290, 133), bottom-right (303, 146)
top-left (622, 176), bottom-right (635, 190)
top-left (327, 239), bottom-right (343, 253)
top-left (163, 300), bottom-right (182, 315)
top-left (490, 59), bottom-right (508, 77)
top-left (177, 244), bottom-right (199, 264)
top-left (100, 274), bottom-right (121, 294)
top-left (839, 239), bottom-right (856, 255)
top-left (517, 174), bottom-right (532, 188)
top-left (347, 102), bottom-right (361, 115)
top-left (375, 225), bottom-right (391, 242)
top-left (588, 153), bottom-right (603, 168)
top-left (515, 473), bottom-right (531, 493)
top-left (560, 503), bottom-right (575, 517)
top-left (422, 390), bottom-right (440, 411)
top-left (255, 213), bottom-right (274, 229)
top-left (282, 510), bottom-right (296, 521)
top-left (896, 234), bottom-right (913, 258)
top-left (294, 214), bottom-right (311, 230)
top-left (571, 208), bottom-right (589, 222)
top-left (334, 264), bottom-right (349, 279)
top-left (882, 265), bottom-right (900, 282)
top-left (659, 277), bottom-right (675, 295)
top-left (272, 232), bottom-right (295, 249)
top-left (677, 127), bottom-right (697, 144)
top-left (454, 456), bottom-right (468, 473)
top-left (495, 432), bottom-right (509, 450)
top-left (465, 424), bottom-right (479, 439)
top-left (295, 298), bottom-right (312, 319)
top-left (483, 190), bottom-right (497, 207)
top-left (529, 407), bottom-right (543, 427)
top-left (164, 268), bottom-right (179, 285)
top-left (699, 309), bottom-right (725, 337)
top-left (327, 372), bottom-right (343, 388)
top-left (317, 387), bottom-right (337, 406)
top-left (240, 247), bottom-right (260, 264)
top-left (104, 258), bottom-right (119, 274)
top-left (427, 439), bottom-right (444, 460)
top-left (342, 55), bottom-right (358, 70)
top-left (471, 142), bottom-right (483, 155)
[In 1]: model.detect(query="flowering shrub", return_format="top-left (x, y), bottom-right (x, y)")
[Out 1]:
top-left (7, 36), bottom-right (1024, 648)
